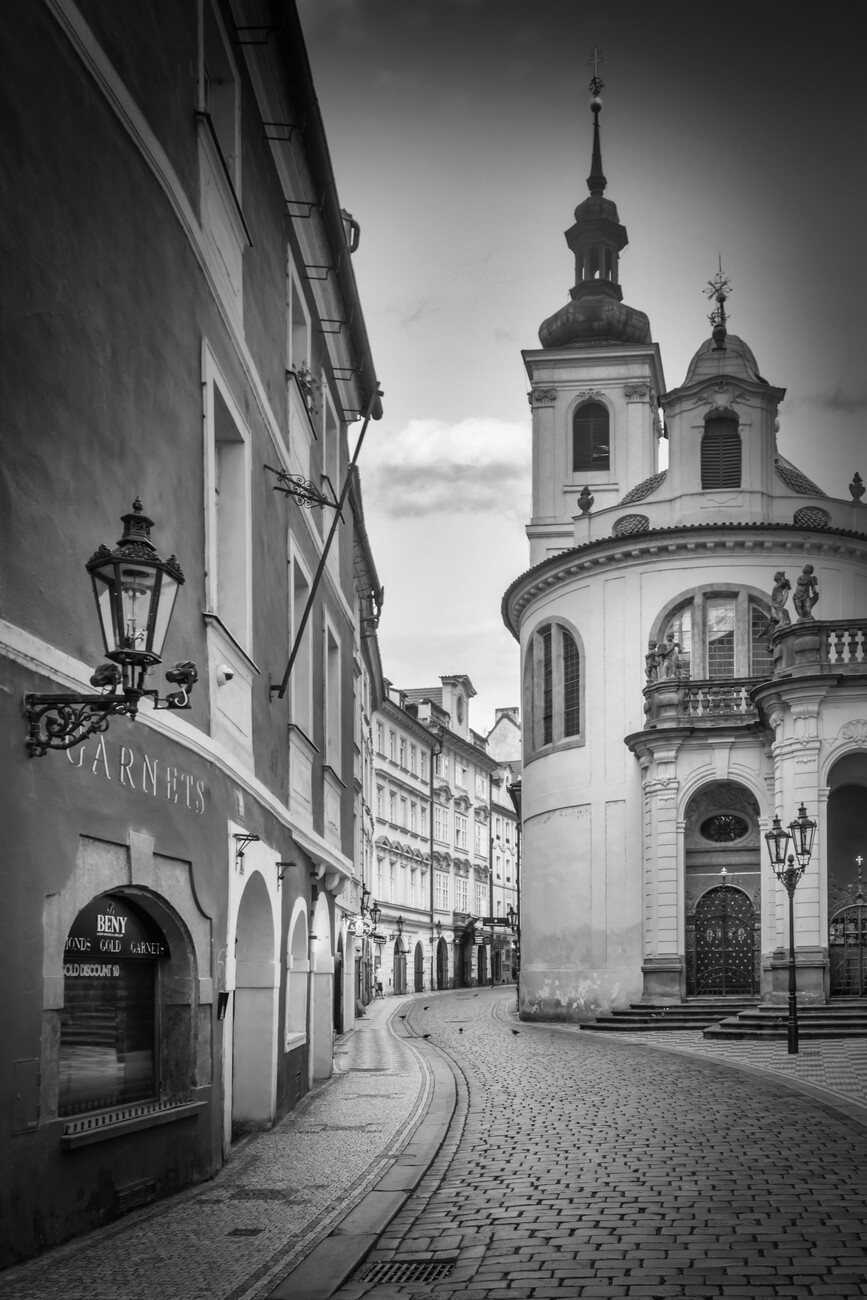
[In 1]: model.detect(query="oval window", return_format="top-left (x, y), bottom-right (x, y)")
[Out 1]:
top-left (700, 814), bottom-right (748, 843)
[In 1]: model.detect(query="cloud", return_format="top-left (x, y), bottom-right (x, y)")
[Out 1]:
top-left (362, 416), bottom-right (530, 518)
top-left (793, 386), bottom-right (867, 415)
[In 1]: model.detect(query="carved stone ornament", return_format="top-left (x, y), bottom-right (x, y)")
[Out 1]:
top-left (840, 720), bottom-right (867, 747)
top-left (701, 381), bottom-right (742, 410)
top-left (574, 389), bottom-right (605, 404)
top-left (529, 387), bottom-right (558, 405)
top-left (624, 383), bottom-right (649, 400)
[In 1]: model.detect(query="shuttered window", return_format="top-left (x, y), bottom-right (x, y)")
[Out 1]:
top-left (573, 402), bottom-right (610, 472)
top-left (701, 417), bottom-right (741, 488)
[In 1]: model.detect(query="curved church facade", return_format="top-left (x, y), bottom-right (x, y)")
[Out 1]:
top-left (503, 90), bottom-right (867, 1021)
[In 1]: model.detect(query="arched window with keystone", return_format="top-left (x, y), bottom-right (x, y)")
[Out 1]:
top-left (572, 402), bottom-right (610, 472)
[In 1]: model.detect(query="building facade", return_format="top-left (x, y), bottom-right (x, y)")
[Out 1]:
top-left (0, 1), bottom-right (381, 1264)
top-left (503, 91), bottom-right (867, 1022)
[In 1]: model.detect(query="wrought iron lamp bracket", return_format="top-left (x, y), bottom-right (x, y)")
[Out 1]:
top-left (233, 833), bottom-right (260, 871)
top-left (265, 464), bottom-right (337, 510)
top-left (24, 664), bottom-right (197, 759)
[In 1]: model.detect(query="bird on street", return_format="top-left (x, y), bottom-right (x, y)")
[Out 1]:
top-left (511, 1029), bottom-right (520, 1035)
top-left (422, 1033), bottom-right (431, 1039)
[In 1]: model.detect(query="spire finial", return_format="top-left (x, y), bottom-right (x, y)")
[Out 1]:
top-left (703, 255), bottom-right (732, 350)
top-left (586, 46), bottom-right (606, 197)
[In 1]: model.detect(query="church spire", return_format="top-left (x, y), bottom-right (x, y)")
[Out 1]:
top-left (704, 258), bottom-right (732, 351)
top-left (537, 52), bottom-right (651, 348)
top-left (587, 47), bottom-right (606, 197)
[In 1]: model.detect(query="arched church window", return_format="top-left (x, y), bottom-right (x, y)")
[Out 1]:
top-left (701, 416), bottom-right (741, 489)
top-left (573, 402), bottom-right (610, 472)
top-left (524, 622), bottom-right (583, 756)
top-left (658, 589), bottom-right (774, 682)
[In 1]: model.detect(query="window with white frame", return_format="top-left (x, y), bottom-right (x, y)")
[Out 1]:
top-left (376, 721), bottom-right (384, 754)
top-left (475, 882), bottom-right (486, 915)
top-left (389, 862), bottom-right (396, 901)
top-left (495, 854), bottom-right (502, 878)
top-left (455, 814), bottom-right (468, 851)
top-left (474, 821), bottom-right (486, 856)
top-left (201, 0), bottom-right (240, 189)
top-left (524, 621), bottom-right (583, 756)
top-left (323, 620), bottom-right (341, 771)
top-left (410, 744), bottom-right (417, 774)
top-left (410, 802), bottom-right (418, 833)
top-left (475, 772), bottom-right (487, 799)
top-left (321, 388), bottom-right (339, 502)
top-left (410, 869), bottom-right (417, 907)
top-left (376, 785), bottom-right (384, 817)
top-left (435, 753), bottom-right (450, 780)
top-left (456, 761), bottom-right (468, 789)
top-left (400, 797), bottom-right (408, 827)
top-left (434, 804), bottom-right (449, 844)
top-left (389, 791), bottom-right (397, 824)
top-left (290, 555), bottom-right (313, 736)
top-left (206, 377), bottom-right (250, 647)
top-left (376, 857), bottom-right (384, 899)
top-left (389, 730), bottom-right (396, 761)
top-left (435, 871), bottom-right (450, 910)
top-left (287, 261), bottom-right (310, 375)
top-left (420, 751), bottom-right (428, 781)
top-left (399, 738), bottom-right (407, 768)
top-left (455, 876), bottom-right (468, 912)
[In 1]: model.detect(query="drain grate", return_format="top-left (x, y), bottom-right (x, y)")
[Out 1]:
top-left (357, 1259), bottom-right (456, 1285)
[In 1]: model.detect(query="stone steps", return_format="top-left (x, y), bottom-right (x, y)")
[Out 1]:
top-left (581, 1000), bottom-right (759, 1033)
top-left (704, 1001), bottom-right (867, 1040)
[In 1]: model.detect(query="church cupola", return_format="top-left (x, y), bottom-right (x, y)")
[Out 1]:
top-left (539, 54), bottom-right (651, 349)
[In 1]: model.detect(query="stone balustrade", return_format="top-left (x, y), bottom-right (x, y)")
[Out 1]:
top-left (773, 618), bottom-right (867, 675)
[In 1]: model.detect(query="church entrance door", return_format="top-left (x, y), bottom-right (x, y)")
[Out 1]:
top-left (692, 885), bottom-right (757, 996)
top-left (829, 900), bottom-right (867, 996)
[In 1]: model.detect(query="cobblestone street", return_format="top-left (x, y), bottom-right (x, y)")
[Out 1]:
top-left (335, 989), bottom-right (867, 1300)
top-left (3, 987), bottom-right (867, 1300)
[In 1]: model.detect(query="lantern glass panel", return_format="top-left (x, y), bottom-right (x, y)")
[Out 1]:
top-left (149, 570), bottom-right (181, 659)
top-left (118, 563), bottom-right (158, 653)
top-left (90, 565), bottom-right (119, 656)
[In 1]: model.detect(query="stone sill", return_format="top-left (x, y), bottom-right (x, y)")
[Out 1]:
top-left (60, 1099), bottom-right (206, 1150)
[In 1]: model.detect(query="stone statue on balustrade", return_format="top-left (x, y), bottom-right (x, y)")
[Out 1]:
top-left (793, 564), bottom-right (819, 621)
top-left (658, 631), bottom-right (687, 680)
top-left (645, 639), bottom-right (660, 682)
top-left (766, 571), bottom-right (791, 648)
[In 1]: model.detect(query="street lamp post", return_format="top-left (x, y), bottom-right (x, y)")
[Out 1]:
top-left (764, 803), bottom-right (817, 1055)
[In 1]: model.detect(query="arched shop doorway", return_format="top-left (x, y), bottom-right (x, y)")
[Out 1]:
top-left (59, 893), bottom-right (172, 1117)
top-left (232, 872), bottom-right (276, 1137)
top-left (333, 933), bottom-right (344, 1033)
top-left (413, 941), bottom-right (425, 992)
top-left (477, 944), bottom-right (488, 986)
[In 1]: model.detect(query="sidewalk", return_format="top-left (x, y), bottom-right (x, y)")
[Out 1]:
top-left (0, 994), bottom-right (447, 1300)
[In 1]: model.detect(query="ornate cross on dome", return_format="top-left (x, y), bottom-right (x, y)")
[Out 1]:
top-left (704, 255), bottom-right (732, 349)
top-left (588, 45), bottom-right (604, 97)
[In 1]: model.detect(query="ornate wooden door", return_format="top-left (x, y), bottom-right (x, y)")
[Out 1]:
top-left (829, 902), bottom-right (867, 996)
top-left (693, 885), bottom-right (757, 995)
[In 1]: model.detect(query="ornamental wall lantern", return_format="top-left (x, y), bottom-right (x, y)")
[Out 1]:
top-left (764, 803), bottom-right (817, 1055)
top-left (24, 499), bottom-right (197, 756)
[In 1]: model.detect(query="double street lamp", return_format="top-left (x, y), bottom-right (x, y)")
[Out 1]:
top-left (764, 803), bottom-right (817, 1055)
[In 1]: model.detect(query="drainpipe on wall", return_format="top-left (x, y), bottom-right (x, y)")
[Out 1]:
top-left (428, 726), bottom-right (443, 991)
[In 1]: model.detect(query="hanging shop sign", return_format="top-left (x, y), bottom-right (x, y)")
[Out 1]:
top-left (64, 732), bottom-right (207, 814)
top-left (64, 894), bottom-right (169, 964)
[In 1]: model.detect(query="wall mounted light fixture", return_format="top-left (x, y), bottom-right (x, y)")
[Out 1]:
top-left (24, 500), bottom-right (196, 756)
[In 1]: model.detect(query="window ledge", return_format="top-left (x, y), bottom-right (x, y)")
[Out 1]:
top-left (60, 1097), bottom-right (207, 1149)
top-left (285, 1031), bottom-right (307, 1053)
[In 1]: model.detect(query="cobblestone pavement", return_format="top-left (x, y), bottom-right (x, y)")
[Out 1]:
top-left (0, 999), bottom-right (426, 1300)
top-left (334, 989), bottom-right (867, 1300)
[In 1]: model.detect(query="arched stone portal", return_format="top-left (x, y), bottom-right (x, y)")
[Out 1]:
top-left (413, 941), bottom-right (425, 992)
top-left (684, 781), bottom-right (761, 997)
top-left (436, 937), bottom-right (449, 989)
top-left (232, 872), bottom-right (277, 1137)
top-left (827, 755), bottom-right (867, 996)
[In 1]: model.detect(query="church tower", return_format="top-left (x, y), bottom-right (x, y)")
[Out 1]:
top-left (525, 58), bottom-right (665, 564)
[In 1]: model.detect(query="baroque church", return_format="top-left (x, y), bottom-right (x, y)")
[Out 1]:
top-left (503, 77), bottom-right (867, 1021)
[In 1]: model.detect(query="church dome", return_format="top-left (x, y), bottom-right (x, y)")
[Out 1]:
top-left (683, 334), bottom-right (767, 386)
top-left (539, 296), bottom-right (651, 349)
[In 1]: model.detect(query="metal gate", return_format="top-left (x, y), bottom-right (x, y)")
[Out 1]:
top-left (692, 885), bottom-right (757, 995)
top-left (829, 900), bottom-right (867, 996)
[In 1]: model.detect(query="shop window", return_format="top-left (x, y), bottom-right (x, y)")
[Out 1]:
top-left (524, 621), bottom-right (584, 756)
top-left (701, 417), bottom-right (741, 489)
top-left (59, 895), bottom-right (168, 1116)
top-left (573, 402), bottom-right (610, 472)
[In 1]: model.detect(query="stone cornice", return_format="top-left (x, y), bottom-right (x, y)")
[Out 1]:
top-left (502, 522), bottom-right (867, 639)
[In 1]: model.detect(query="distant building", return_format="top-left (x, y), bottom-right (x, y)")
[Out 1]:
top-left (503, 88), bottom-right (867, 1022)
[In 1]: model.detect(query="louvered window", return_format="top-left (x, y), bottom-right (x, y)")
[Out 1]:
top-left (701, 417), bottom-right (741, 488)
top-left (573, 402), bottom-right (610, 472)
